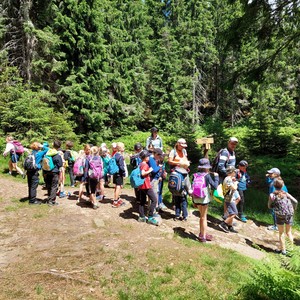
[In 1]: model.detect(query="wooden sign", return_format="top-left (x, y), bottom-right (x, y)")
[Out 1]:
top-left (196, 137), bottom-right (214, 158)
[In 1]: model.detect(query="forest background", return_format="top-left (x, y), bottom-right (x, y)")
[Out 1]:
top-left (0, 1), bottom-right (300, 298)
top-left (0, 0), bottom-right (299, 154)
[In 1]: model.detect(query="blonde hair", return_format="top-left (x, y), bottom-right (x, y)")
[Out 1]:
top-left (116, 142), bottom-right (125, 152)
top-left (78, 150), bottom-right (85, 158)
top-left (90, 146), bottom-right (99, 156)
top-left (30, 142), bottom-right (41, 150)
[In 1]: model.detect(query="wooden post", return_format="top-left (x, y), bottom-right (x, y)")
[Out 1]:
top-left (196, 137), bottom-right (214, 158)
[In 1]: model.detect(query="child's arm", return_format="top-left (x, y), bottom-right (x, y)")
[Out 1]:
top-left (287, 193), bottom-right (298, 210)
top-left (268, 194), bottom-right (274, 209)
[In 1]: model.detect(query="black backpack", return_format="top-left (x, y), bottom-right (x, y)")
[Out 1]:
top-left (211, 149), bottom-right (230, 173)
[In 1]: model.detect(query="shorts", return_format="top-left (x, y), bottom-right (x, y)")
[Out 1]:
top-left (113, 174), bottom-right (123, 186)
top-left (75, 175), bottom-right (85, 183)
top-left (11, 153), bottom-right (21, 163)
top-left (225, 201), bottom-right (238, 215)
top-left (193, 197), bottom-right (210, 205)
top-left (276, 214), bottom-right (293, 225)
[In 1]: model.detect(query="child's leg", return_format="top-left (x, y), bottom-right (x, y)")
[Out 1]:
top-left (174, 196), bottom-right (181, 218)
top-left (198, 204), bottom-right (208, 237)
top-left (225, 214), bottom-right (235, 226)
top-left (147, 188), bottom-right (158, 217)
top-left (181, 195), bottom-right (188, 220)
top-left (285, 224), bottom-right (293, 245)
top-left (78, 181), bottom-right (85, 200)
top-left (139, 190), bottom-right (147, 218)
top-left (277, 224), bottom-right (285, 251)
top-left (237, 190), bottom-right (244, 216)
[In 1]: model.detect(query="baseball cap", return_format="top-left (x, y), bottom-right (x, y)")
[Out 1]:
top-left (177, 138), bottom-right (187, 147)
top-left (134, 142), bottom-right (142, 151)
top-left (267, 168), bottom-right (281, 175)
top-left (229, 137), bottom-right (238, 143)
top-left (150, 127), bottom-right (158, 132)
top-left (239, 160), bottom-right (248, 167)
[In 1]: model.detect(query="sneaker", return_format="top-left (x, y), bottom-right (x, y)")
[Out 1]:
top-left (198, 236), bottom-right (207, 243)
top-left (96, 195), bottom-right (104, 201)
top-left (158, 203), bottom-right (167, 210)
top-left (274, 249), bottom-right (287, 255)
top-left (228, 226), bottom-right (238, 233)
top-left (182, 218), bottom-right (188, 222)
top-left (22, 173), bottom-right (26, 179)
top-left (138, 216), bottom-right (147, 223)
top-left (29, 200), bottom-right (42, 205)
top-left (240, 216), bottom-right (248, 223)
top-left (48, 201), bottom-right (59, 206)
top-left (205, 234), bottom-right (213, 241)
top-left (70, 185), bottom-right (75, 188)
top-left (112, 199), bottom-right (125, 208)
top-left (59, 191), bottom-right (67, 198)
top-left (267, 225), bottom-right (278, 231)
top-left (218, 222), bottom-right (229, 233)
top-left (153, 213), bottom-right (161, 218)
top-left (93, 204), bottom-right (99, 210)
top-left (173, 216), bottom-right (181, 221)
top-left (147, 217), bottom-right (159, 226)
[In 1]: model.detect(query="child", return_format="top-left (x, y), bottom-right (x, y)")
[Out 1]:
top-left (98, 146), bottom-right (110, 201)
top-left (130, 143), bottom-right (143, 202)
top-left (268, 178), bottom-right (297, 255)
top-left (58, 148), bottom-right (67, 198)
top-left (74, 150), bottom-right (87, 203)
top-left (138, 150), bottom-right (158, 225)
top-left (236, 160), bottom-right (251, 222)
top-left (112, 142), bottom-right (126, 208)
top-left (64, 140), bottom-right (76, 187)
top-left (44, 140), bottom-right (63, 206)
top-left (266, 167), bottom-right (288, 231)
top-left (219, 166), bottom-right (240, 233)
top-left (85, 146), bottom-right (102, 209)
top-left (192, 158), bottom-right (219, 242)
top-left (26, 142), bottom-right (49, 205)
top-left (171, 166), bottom-right (192, 221)
top-left (3, 135), bottom-right (26, 178)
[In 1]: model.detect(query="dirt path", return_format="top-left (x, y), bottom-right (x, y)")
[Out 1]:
top-left (1, 175), bottom-right (296, 269)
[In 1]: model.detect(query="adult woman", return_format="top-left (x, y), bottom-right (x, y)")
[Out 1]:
top-left (146, 127), bottom-right (163, 150)
top-left (168, 138), bottom-right (190, 170)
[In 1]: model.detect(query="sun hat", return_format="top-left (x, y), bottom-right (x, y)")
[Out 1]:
top-left (198, 158), bottom-right (212, 169)
top-left (229, 137), bottom-right (238, 143)
top-left (177, 138), bottom-right (187, 148)
top-left (267, 168), bottom-right (281, 175)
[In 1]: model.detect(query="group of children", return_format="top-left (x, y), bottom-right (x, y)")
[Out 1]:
top-left (3, 135), bottom-right (298, 254)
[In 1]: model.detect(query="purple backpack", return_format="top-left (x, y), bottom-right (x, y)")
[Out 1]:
top-left (88, 156), bottom-right (103, 180)
top-left (192, 173), bottom-right (207, 198)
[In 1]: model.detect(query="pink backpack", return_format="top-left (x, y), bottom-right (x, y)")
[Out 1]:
top-left (73, 157), bottom-right (86, 176)
top-left (192, 173), bottom-right (207, 198)
top-left (88, 156), bottom-right (103, 180)
top-left (12, 140), bottom-right (24, 155)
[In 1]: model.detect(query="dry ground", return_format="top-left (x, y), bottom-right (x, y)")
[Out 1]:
top-left (0, 176), bottom-right (299, 299)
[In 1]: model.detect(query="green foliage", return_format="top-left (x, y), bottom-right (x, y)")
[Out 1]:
top-left (238, 252), bottom-right (300, 299)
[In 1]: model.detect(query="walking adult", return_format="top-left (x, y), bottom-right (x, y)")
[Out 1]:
top-left (145, 127), bottom-right (163, 150)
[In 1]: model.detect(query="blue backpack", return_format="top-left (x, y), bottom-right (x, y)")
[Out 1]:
top-left (107, 155), bottom-right (119, 175)
top-left (130, 167), bottom-right (145, 188)
top-left (168, 170), bottom-right (185, 196)
top-left (42, 155), bottom-right (55, 171)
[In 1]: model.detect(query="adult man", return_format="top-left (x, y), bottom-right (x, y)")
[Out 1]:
top-left (215, 137), bottom-right (238, 182)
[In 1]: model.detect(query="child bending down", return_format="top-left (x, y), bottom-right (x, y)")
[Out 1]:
top-left (219, 166), bottom-right (240, 233)
top-left (268, 178), bottom-right (297, 255)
